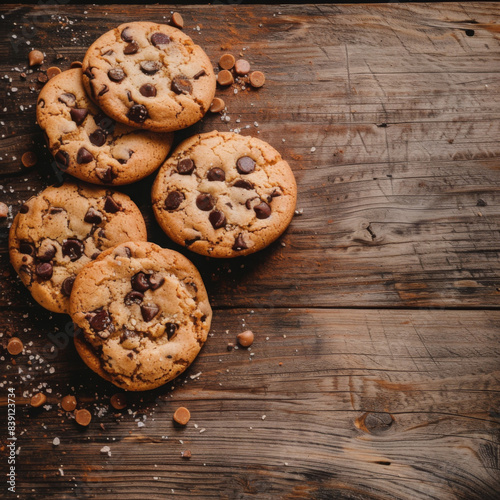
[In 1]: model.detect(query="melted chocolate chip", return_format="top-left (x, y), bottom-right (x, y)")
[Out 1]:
top-left (61, 276), bottom-right (76, 297)
top-left (121, 27), bottom-right (134, 42)
top-left (245, 197), bottom-right (258, 210)
top-left (149, 273), bottom-right (165, 290)
top-left (49, 207), bottom-right (64, 214)
top-left (236, 156), bottom-right (255, 174)
top-left (193, 69), bottom-right (206, 79)
top-left (171, 75), bottom-right (192, 95)
top-left (98, 84), bottom-right (109, 96)
top-left (77, 147), bottom-right (94, 164)
top-left (20, 241), bottom-right (35, 255)
top-left (108, 68), bottom-right (126, 82)
top-left (94, 113), bottom-right (115, 133)
top-left (196, 193), bottom-right (215, 211)
top-left (103, 49), bottom-right (114, 56)
top-left (70, 108), bottom-right (88, 125)
top-left (124, 290), bottom-right (144, 305)
top-left (83, 67), bottom-right (95, 80)
top-left (84, 207), bottom-right (103, 224)
top-left (233, 179), bottom-right (253, 190)
top-left (209, 210), bottom-right (226, 229)
top-left (121, 328), bottom-right (139, 344)
top-left (254, 201), bottom-right (271, 219)
top-left (19, 204), bottom-right (29, 214)
top-left (35, 262), bottom-right (53, 280)
top-left (126, 90), bottom-right (133, 102)
top-left (123, 41), bottom-right (139, 54)
top-left (232, 233), bottom-right (248, 251)
top-left (184, 237), bottom-right (200, 247)
top-left (207, 168), bottom-right (225, 182)
top-left (59, 93), bottom-right (76, 107)
top-left (62, 239), bottom-right (84, 261)
top-left (131, 272), bottom-right (150, 292)
top-left (164, 191), bottom-right (184, 210)
top-left (37, 243), bottom-right (56, 261)
top-left (177, 158), bottom-right (194, 175)
top-left (141, 303), bottom-right (159, 322)
top-left (140, 61), bottom-right (161, 75)
top-left (127, 104), bottom-right (148, 123)
top-left (55, 150), bottom-right (69, 171)
top-left (91, 251), bottom-right (101, 260)
top-left (151, 32), bottom-right (170, 46)
top-left (95, 167), bottom-right (114, 183)
top-left (89, 128), bottom-right (107, 147)
top-left (89, 309), bottom-right (112, 332)
top-left (268, 189), bottom-right (282, 202)
top-left (139, 83), bottom-right (157, 97)
top-left (104, 196), bottom-right (120, 213)
top-left (166, 322), bottom-right (178, 340)
top-left (115, 246), bottom-right (131, 258)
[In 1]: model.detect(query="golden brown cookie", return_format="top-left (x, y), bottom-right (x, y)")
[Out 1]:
top-left (151, 131), bottom-right (297, 257)
top-left (37, 68), bottom-right (173, 185)
top-left (70, 241), bottom-right (212, 391)
top-left (82, 22), bottom-right (216, 132)
top-left (9, 182), bottom-right (147, 313)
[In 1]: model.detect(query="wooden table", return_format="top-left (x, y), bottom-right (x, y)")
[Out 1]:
top-left (1, 3), bottom-right (499, 499)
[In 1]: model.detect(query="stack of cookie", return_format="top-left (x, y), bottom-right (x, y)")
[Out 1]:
top-left (9, 21), bottom-right (297, 391)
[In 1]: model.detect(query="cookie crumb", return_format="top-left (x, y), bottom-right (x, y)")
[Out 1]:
top-left (52, 437), bottom-right (60, 446)
top-left (0, 202), bottom-right (8, 218)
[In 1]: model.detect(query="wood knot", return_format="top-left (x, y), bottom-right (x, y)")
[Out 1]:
top-left (355, 412), bottom-right (394, 434)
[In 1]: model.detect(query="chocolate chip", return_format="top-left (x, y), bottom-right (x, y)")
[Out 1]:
top-left (77, 147), bottom-right (94, 164)
top-left (254, 201), bottom-right (271, 219)
top-left (123, 41), bottom-right (139, 55)
top-left (103, 50), bottom-right (113, 56)
top-left (268, 189), bottom-right (282, 202)
top-left (91, 251), bottom-right (101, 260)
top-left (84, 207), bottom-right (103, 224)
top-left (171, 75), bottom-right (192, 95)
top-left (236, 156), bottom-right (255, 174)
top-left (121, 328), bottom-right (139, 343)
top-left (151, 32), bottom-right (170, 47)
top-left (233, 179), bottom-right (253, 190)
top-left (233, 233), bottom-right (248, 251)
top-left (124, 290), bottom-right (144, 305)
top-left (62, 239), bottom-right (84, 261)
top-left (70, 108), bottom-right (88, 125)
top-left (115, 246), bottom-right (131, 258)
top-left (121, 27), bottom-right (134, 42)
top-left (209, 210), bottom-right (226, 229)
top-left (245, 197), bottom-right (258, 210)
top-left (98, 229), bottom-right (105, 238)
top-left (35, 262), bottom-right (53, 280)
top-left (55, 150), bottom-right (69, 171)
top-left (207, 168), bottom-right (225, 182)
top-left (89, 128), bottom-right (107, 147)
top-left (196, 193), bottom-right (215, 211)
top-left (20, 265), bottom-right (32, 279)
top-left (149, 273), bottom-right (165, 290)
top-left (20, 241), bottom-right (35, 255)
top-left (141, 304), bottom-right (159, 322)
top-left (20, 204), bottom-right (29, 214)
top-left (126, 90), bottom-right (133, 102)
top-left (49, 207), bottom-right (64, 214)
top-left (177, 158), bottom-right (195, 175)
top-left (193, 69), bottom-right (206, 79)
top-left (166, 322), bottom-right (178, 340)
top-left (108, 68), bottom-right (126, 82)
top-left (95, 167), bottom-right (114, 183)
top-left (131, 272), bottom-right (150, 292)
top-left (94, 113), bottom-right (115, 133)
top-left (58, 93), bottom-right (76, 107)
top-left (37, 243), bottom-right (56, 261)
top-left (140, 61), bottom-right (161, 75)
top-left (98, 84), bottom-right (109, 96)
top-left (117, 149), bottom-right (133, 164)
top-left (61, 276), bottom-right (76, 297)
top-left (164, 191), bottom-right (184, 210)
top-left (104, 196), bottom-right (120, 213)
top-left (139, 83), bottom-right (157, 97)
top-left (127, 104), bottom-right (148, 123)
top-left (89, 309), bottom-right (112, 332)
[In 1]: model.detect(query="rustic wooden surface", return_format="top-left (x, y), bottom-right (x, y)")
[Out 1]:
top-left (0, 3), bottom-right (499, 499)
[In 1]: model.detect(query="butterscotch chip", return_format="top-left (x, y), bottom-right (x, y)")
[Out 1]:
top-left (210, 97), bottom-right (225, 113)
top-left (237, 330), bottom-right (254, 347)
top-left (38, 73), bottom-right (48, 83)
top-left (217, 69), bottom-right (234, 86)
top-left (75, 409), bottom-right (92, 426)
top-left (21, 151), bottom-right (37, 168)
top-left (0, 202), bottom-right (8, 218)
top-left (170, 12), bottom-right (184, 29)
top-left (110, 393), bottom-right (127, 410)
top-left (31, 392), bottom-right (46, 407)
top-left (70, 61), bottom-right (83, 69)
top-left (29, 50), bottom-right (44, 67)
top-left (47, 67), bottom-right (61, 79)
top-left (234, 59), bottom-right (250, 76)
top-left (219, 54), bottom-right (235, 70)
top-left (7, 337), bottom-right (23, 355)
top-left (61, 395), bottom-right (77, 411)
top-left (249, 71), bottom-right (265, 88)
top-left (173, 406), bottom-right (190, 425)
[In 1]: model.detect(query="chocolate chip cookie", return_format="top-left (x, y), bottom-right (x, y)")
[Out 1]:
top-left (70, 241), bottom-right (212, 391)
top-left (82, 22), bottom-right (216, 132)
top-left (9, 182), bottom-right (147, 313)
top-left (151, 131), bottom-right (297, 258)
top-left (37, 68), bottom-right (173, 185)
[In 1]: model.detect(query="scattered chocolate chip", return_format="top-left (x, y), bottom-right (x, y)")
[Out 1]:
top-left (210, 97), bottom-right (225, 113)
top-left (20, 241), bottom-right (35, 255)
top-left (139, 83), bottom-right (157, 97)
top-left (171, 75), bottom-right (192, 94)
top-left (235, 59), bottom-right (251, 76)
top-left (234, 179), bottom-right (253, 190)
top-left (209, 210), bottom-right (226, 229)
top-left (151, 32), bottom-right (170, 47)
top-left (177, 158), bottom-right (195, 175)
top-left (31, 392), bottom-right (47, 407)
top-left (141, 303), bottom-right (159, 322)
top-left (217, 69), bottom-right (234, 86)
top-left (77, 147), bottom-right (94, 164)
top-left (219, 54), bottom-right (236, 70)
top-left (140, 61), bottom-right (160, 75)
top-left (110, 393), bottom-right (127, 410)
top-left (236, 156), bottom-right (255, 174)
top-left (121, 27), bottom-right (134, 42)
top-left (108, 68), bottom-right (126, 82)
top-left (98, 84), bottom-right (109, 96)
top-left (47, 67), bottom-right (61, 79)
top-left (36, 243), bottom-right (56, 261)
top-left (104, 196), bottom-right (121, 213)
top-left (127, 104), bottom-right (148, 123)
top-left (164, 191), bottom-right (185, 210)
top-left (84, 207), bottom-right (103, 224)
top-left (207, 167), bottom-right (225, 181)
top-left (61, 395), bottom-right (77, 411)
top-left (95, 167), bottom-right (113, 183)
top-left (124, 290), bottom-right (144, 305)
top-left (170, 12), bottom-right (184, 29)
top-left (61, 276), bottom-right (76, 297)
top-left (62, 239), bottom-right (84, 261)
top-left (89, 309), bottom-right (112, 332)
top-left (123, 41), bottom-right (139, 55)
top-left (233, 233), bottom-right (248, 251)
top-left (55, 150), bottom-right (70, 171)
top-left (254, 201), bottom-right (271, 219)
top-left (149, 273), bottom-right (165, 290)
top-left (58, 92), bottom-right (76, 107)
top-left (89, 128), bottom-right (107, 147)
top-left (173, 407), bottom-right (190, 425)
top-left (28, 50), bottom-right (44, 67)
top-left (249, 70), bottom-right (265, 88)
top-left (193, 69), bottom-right (206, 79)
top-left (237, 330), bottom-right (254, 347)
top-left (131, 272), bottom-right (150, 292)
top-left (196, 193), bottom-right (215, 211)
top-left (70, 108), bottom-right (89, 125)
top-left (20, 204), bottom-right (29, 214)
top-left (165, 322), bottom-right (178, 340)
top-left (75, 409), bottom-right (91, 426)
top-left (35, 262), bottom-right (53, 280)
top-left (7, 337), bottom-right (23, 356)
